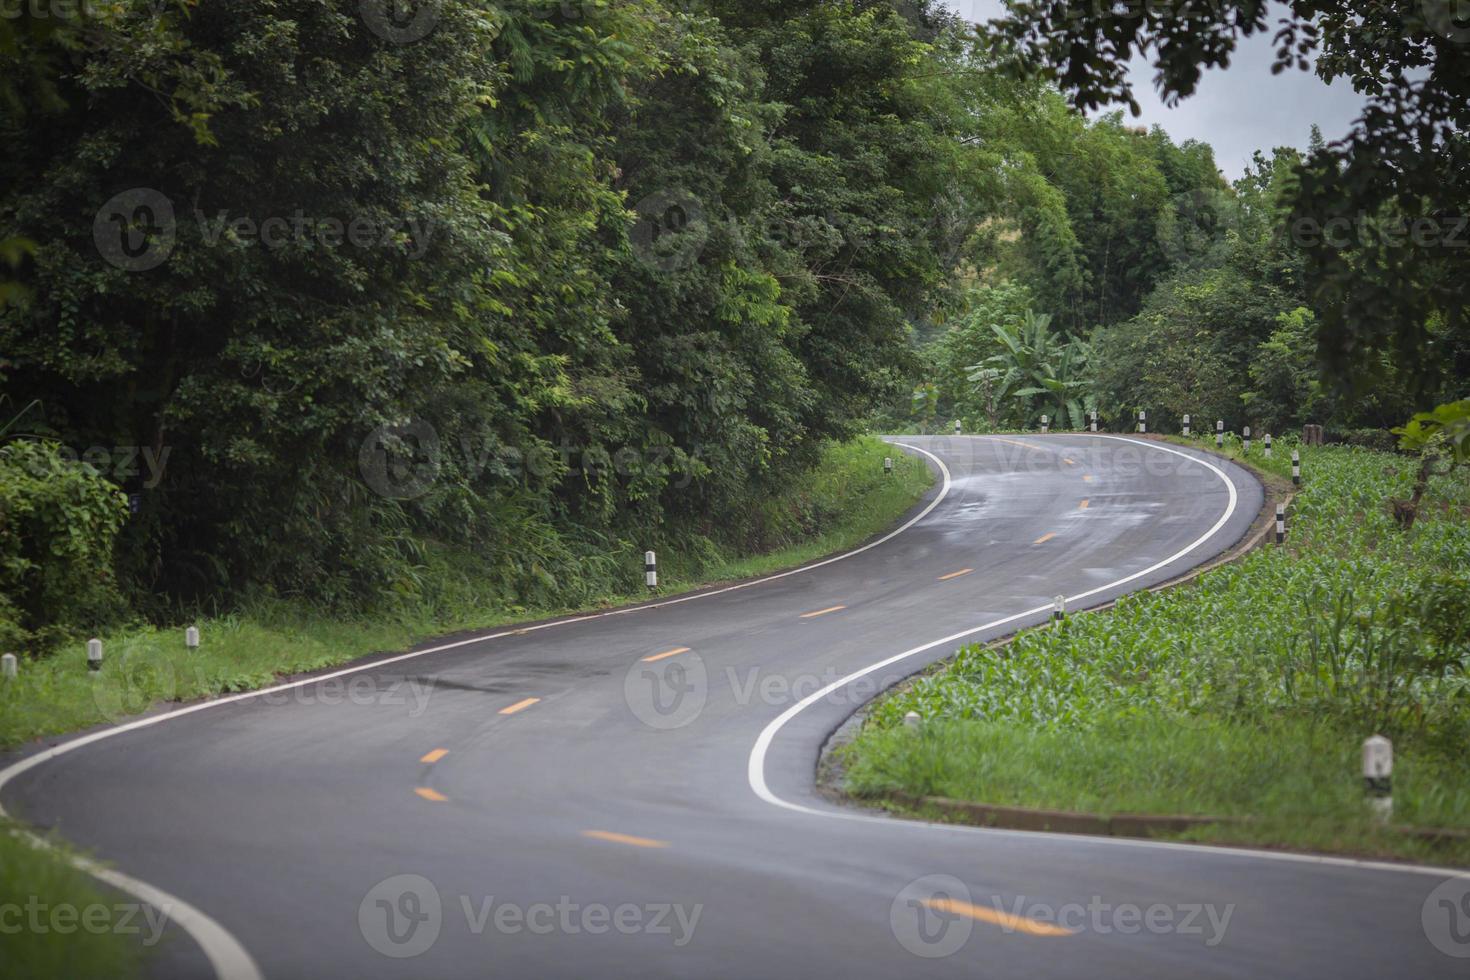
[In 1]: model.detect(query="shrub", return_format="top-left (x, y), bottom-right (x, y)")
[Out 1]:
top-left (0, 441), bottom-right (128, 651)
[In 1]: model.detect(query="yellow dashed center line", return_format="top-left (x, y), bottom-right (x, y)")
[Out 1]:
top-left (989, 436), bottom-right (1051, 453)
top-left (1063, 458), bottom-right (1078, 467)
top-left (800, 605), bottom-right (847, 619)
top-left (641, 647), bottom-right (691, 663)
top-left (420, 748), bottom-right (448, 764)
top-left (1034, 532), bottom-right (1057, 545)
top-left (581, 830), bottom-right (669, 849)
top-left (1083, 474), bottom-right (1094, 483)
top-left (938, 568), bottom-right (974, 581)
top-left (414, 787), bottom-right (449, 803)
top-left (499, 697), bottom-right (541, 716)
top-left (923, 897), bottom-right (1077, 937)
top-left (1078, 499), bottom-right (1090, 510)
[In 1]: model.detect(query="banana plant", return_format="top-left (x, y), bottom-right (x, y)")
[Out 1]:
top-left (910, 382), bottom-right (940, 433)
top-left (966, 310), bottom-right (1094, 428)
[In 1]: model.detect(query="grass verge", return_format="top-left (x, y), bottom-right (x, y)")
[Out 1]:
top-left (0, 824), bottom-right (148, 979)
top-left (0, 436), bottom-right (931, 976)
top-left (840, 436), bottom-right (1470, 864)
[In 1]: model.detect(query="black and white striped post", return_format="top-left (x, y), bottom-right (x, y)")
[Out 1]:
top-left (1137, 410), bottom-right (1147, 434)
top-left (1052, 595), bottom-right (1066, 628)
top-left (1183, 414), bottom-right (1191, 437)
top-left (1, 653), bottom-right (15, 681)
top-left (954, 419), bottom-right (962, 436)
top-left (1264, 433), bottom-right (1273, 458)
top-left (1216, 420), bottom-right (1225, 450)
top-left (884, 456), bottom-right (893, 476)
top-left (1041, 414), bottom-right (1050, 434)
top-left (1363, 735), bottom-right (1393, 822)
top-left (1292, 450), bottom-right (1301, 486)
top-left (185, 626), bottom-right (200, 650)
top-left (1243, 426), bottom-right (1252, 454)
top-left (644, 551), bottom-right (658, 591)
top-left (87, 638), bottom-right (103, 672)
top-left (1089, 410), bottom-right (1098, 433)
top-left (1275, 504), bottom-right (1287, 544)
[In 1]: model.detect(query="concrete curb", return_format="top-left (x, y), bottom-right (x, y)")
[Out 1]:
top-left (862, 792), bottom-right (1470, 848)
top-left (871, 791), bottom-right (1243, 837)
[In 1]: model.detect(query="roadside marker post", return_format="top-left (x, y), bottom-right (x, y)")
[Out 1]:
top-left (1090, 410), bottom-right (1098, 433)
top-left (1275, 504), bottom-right (1287, 545)
top-left (87, 638), bottom-right (103, 672)
top-left (644, 551), bottom-right (658, 591)
top-left (884, 456), bottom-right (893, 476)
top-left (1292, 450), bottom-right (1301, 486)
top-left (1182, 414), bottom-right (1191, 437)
top-left (904, 711), bottom-right (921, 730)
top-left (1052, 595), bottom-right (1065, 627)
top-left (954, 419), bottom-right (962, 436)
top-left (1, 653), bottom-right (15, 680)
top-left (1363, 735), bottom-right (1393, 822)
top-left (1137, 410), bottom-right (1146, 434)
top-left (1041, 415), bottom-right (1049, 434)
top-left (1264, 433), bottom-right (1273, 458)
top-left (1243, 426), bottom-right (1252, 454)
top-left (1216, 420), bottom-right (1224, 450)
top-left (185, 626), bottom-right (200, 650)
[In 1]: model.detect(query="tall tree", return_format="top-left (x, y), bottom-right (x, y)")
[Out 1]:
top-left (986, 0), bottom-right (1470, 397)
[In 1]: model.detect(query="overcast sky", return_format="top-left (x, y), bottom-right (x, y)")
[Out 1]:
top-left (948, 0), bottom-right (1368, 180)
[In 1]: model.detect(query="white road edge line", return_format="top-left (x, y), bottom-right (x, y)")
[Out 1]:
top-left (748, 435), bottom-right (1470, 882)
top-left (0, 828), bottom-right (264, 980)
top-left (0, 440), bottom-right (956, 980)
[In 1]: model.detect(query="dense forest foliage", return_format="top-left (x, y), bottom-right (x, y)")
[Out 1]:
top-left (917, 125), bottom-right (1455, 438)
top-left (0, 0), bottom-right (1465, 652)
top-left (923, 0), bottom-right (1469, 439)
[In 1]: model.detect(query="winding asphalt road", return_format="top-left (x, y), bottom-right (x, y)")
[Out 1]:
top-left (5, 434), bottom-right (1469, 978)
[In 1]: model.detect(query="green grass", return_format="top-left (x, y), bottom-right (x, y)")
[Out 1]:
top-left (680, 438), bottom-right (935, 582)
top-left (0, 436), bottom-right (931, 979)
top-left (841, 437), bottom-right (1470, 864)
top-left (0, 825), bottom-right (148, 980)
